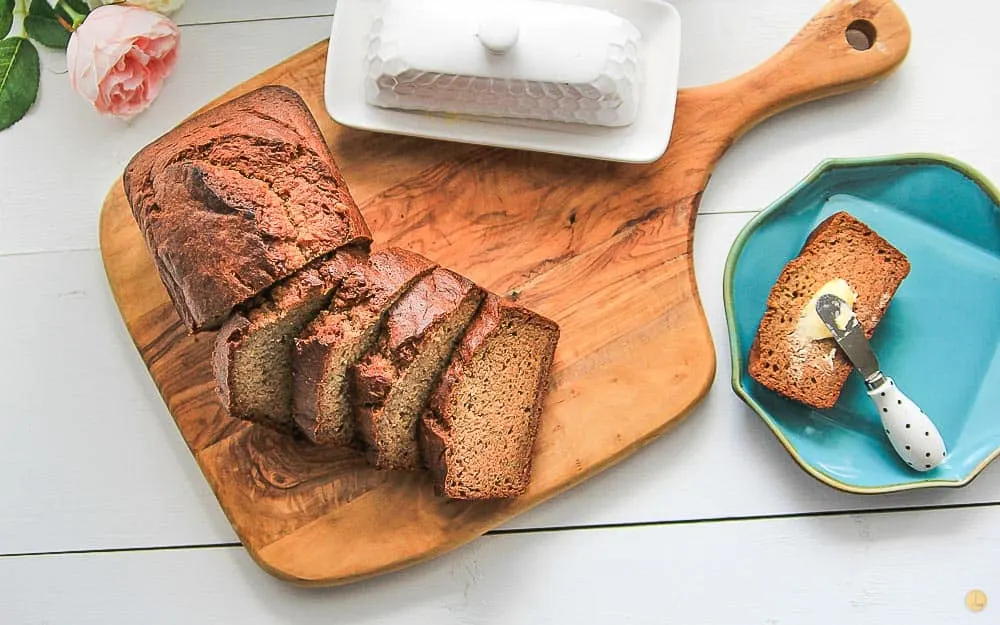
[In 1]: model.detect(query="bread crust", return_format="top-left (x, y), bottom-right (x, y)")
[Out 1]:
top-left (353, 269), bottom-right (484, 469)
top-left (291, 248), bottom-right (438, 445)
top-left (123, 86), bottom-right (372, 332)
top-left (212, 246), bottom-right (368, 433)
top-left (420, 294), bottom-right (559, 499)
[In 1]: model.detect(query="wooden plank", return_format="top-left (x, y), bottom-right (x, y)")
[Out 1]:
top-left (100, 0), bottom-right (912, 585)
top-left (506, 211), bottom-right (1000, 530)
top-left (4, 0), bottom-right (1000, 561)
top-left (0, 250), bottom-right (238, 553)
top-left (5, 1), bottom-right (1000, 254)
top-left (4, 214), bottom-right (1000, 556)
top-left (1, 505), bottom-right (997, 623)
top-left (691, 0), bottom-right (1000, 217)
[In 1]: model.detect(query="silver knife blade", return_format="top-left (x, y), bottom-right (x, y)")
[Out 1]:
top-left (815, 293), bottom-right (882, 385)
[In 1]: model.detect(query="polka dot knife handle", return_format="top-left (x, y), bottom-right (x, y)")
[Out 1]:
top-left (871, 377), bottom-right (947, 472)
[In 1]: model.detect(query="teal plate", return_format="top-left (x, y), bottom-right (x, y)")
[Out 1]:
top-left (724, 154), bottom-right (1000, 494)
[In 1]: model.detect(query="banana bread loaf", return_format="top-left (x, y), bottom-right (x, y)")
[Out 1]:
top-left (292, 248), bottom-right (437, 445)
top-left (123, 85), bottom-right (372, 332)
top-left (353, 269), bottom-right (485, 470)
top-left (420, 294), bottom-right (559, 500)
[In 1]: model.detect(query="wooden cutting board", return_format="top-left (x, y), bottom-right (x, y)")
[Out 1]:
top-left (99, 0), bottom-right (910, 586)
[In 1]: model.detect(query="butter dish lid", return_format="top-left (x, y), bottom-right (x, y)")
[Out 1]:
top-left (365, 0), bottom-right (643, 127)
top-left (369, 0), bottom-right (639, 84)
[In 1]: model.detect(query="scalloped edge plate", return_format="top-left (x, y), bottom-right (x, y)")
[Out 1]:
top-left (724, 153), bottom-right (1000, 494)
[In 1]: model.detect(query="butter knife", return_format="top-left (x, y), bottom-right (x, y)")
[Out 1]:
top-left (815, 294), bottom-right (946, 472)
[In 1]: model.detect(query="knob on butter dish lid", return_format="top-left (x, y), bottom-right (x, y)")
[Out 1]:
top-left (364, 0), bottom-right (643, 127)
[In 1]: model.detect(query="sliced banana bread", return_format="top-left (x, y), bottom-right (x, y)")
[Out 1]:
top-left (748, 211), bottom-right (911, 409)
top-left (353, 269), bottom-right (485, 470)
top-left (212, 246), bottom-right (367, 434)
top-left (420, 294), bottom-right (559, 500)
top-left (123, 86), bottom-right (372, 332)
top-left (291, 248), bottom-right (437, 445)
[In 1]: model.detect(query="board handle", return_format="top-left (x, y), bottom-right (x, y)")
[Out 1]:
top-left (685, 0), bottom-right (911, 143)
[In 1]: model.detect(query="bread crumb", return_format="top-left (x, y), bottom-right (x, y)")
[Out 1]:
top-left (824, 347), bottom-right (836, 370)
top-left (786, 330), bottom-right (810, 381)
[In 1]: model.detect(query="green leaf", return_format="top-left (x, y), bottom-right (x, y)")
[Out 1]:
top-left (0, 0), bottom-right (14, 39)
top-left (25, 0), bottom-right (71, 49)
top-left (0, 37), bottom-right (40, 131)
top-left (27, 0), bottom-right (56, 18)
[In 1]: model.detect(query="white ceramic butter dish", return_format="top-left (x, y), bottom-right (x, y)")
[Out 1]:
top-left (364, 0), bottom-right (642, 127)
top-left (325, 0), bottom-right (681, 163)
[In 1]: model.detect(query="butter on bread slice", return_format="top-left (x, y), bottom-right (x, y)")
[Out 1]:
top-left (748, 211), bottom-right (910, 409)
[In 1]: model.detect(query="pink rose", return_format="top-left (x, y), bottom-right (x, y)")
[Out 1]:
top-left (67, 5), bottom-right (180, 120)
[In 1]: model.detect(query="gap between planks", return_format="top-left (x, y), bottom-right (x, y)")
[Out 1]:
top-left (177, 14), bottom-right (335, 29)
top-left (3, 499), bottom-right (998, 560)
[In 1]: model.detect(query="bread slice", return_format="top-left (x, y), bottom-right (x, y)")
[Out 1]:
top-left (353, 269), bottom-right (485, 470)
top-left (420, 294), bottom-right (559, 500)
top-left (748, 211), bottom-right (911, 409)
top-left (212, 246), bottom-right (367, 434)
top-left (123, 86), bottom-right (372, 332)
top-left (291, 248), bottom-right (437, 445)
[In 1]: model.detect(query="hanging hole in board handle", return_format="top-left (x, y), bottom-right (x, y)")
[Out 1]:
top-left (846, 19), bottom-right (877, 51)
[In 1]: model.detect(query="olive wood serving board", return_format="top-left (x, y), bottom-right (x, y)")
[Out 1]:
top-left (99, 0), bottom-right (910, 586)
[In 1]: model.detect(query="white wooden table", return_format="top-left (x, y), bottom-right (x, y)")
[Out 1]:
top-left (1, 1), bottom-right (998, 622)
